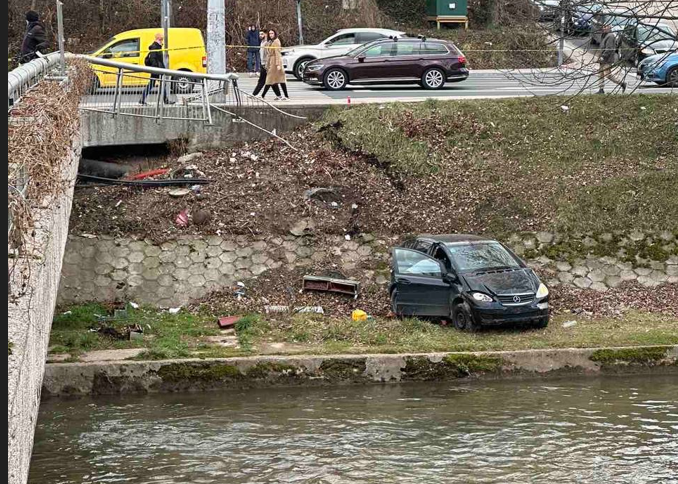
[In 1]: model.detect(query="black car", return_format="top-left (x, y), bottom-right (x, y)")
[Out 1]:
top-left (302, 37), bottom-right (468, 91)
top-left (390, 235), bottom-right (550, 331)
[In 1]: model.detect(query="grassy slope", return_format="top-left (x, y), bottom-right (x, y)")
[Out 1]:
top-left (320, 95), bottom-right (678, 235)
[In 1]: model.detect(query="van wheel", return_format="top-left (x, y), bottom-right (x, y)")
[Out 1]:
top-left (294, 57), bottom-right (313, 80)
top-left (421, 68), bottom-right (446, 90)
top-left (173, 71), bottom-right (195, 94)
top-left (323, 68), bottom-right (348, 91)
top-left (452, 302), bottom-right (480, 332)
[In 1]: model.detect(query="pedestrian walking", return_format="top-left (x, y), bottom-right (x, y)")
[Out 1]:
top-left (139, 33), bottom-right (175, 105)
top-left (246, 24), bottom-right (261, 77)
top-left (262, 30), bottom-right (289, 101)
top-left (19, 10), bottom-right (49, 64)
top-left (597, 24), bottom-right (627, 94)
top-left (253, 31), bottom-right (270, 97)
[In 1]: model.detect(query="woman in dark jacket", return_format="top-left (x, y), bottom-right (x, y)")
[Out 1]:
top-left (19, 11), bottom-right (49, 64)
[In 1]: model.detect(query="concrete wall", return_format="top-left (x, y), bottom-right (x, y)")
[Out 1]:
top-left (41, 346), bottom-right (678, 396)
top-left (58, 233), bottom-right (389, 307)
top-left (8, 138), bottom-right (81, 484)
top-left (80, 105), bottom-right (330, 149)
top-left (57, 230), bottom-right (678, 307)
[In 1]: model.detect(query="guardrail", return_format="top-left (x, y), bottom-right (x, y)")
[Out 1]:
top-left (8, 52), bottom-right (63, 113)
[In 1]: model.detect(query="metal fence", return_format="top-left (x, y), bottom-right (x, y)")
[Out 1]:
top-left (8, 52), bottom-right (63, 113)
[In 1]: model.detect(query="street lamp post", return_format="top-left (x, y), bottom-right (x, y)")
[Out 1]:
top-left (296, 0), bottom-right (304, 45)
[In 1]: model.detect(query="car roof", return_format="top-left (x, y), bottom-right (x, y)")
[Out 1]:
top-left (417, 234), bottom-right (495, 244)
top-left (336, 28), bottom-right (405, 34)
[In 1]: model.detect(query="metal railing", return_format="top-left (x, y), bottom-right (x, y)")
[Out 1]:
top-left (8, 52), bottom-right (63, 112)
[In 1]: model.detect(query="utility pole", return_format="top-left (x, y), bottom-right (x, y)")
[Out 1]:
top-left (296, 0), bottom-right (304, 45)
top-left (56, 0), bottom-right (66, 76)
top-left (558, 0), bottom-right (565, 66)
top-left (207, 0), bottom-right (226, 74)
top-left (162, 0), bottom-right (172, 69)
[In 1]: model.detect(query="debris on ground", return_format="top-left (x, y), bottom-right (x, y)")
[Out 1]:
top-left (562, 320), bottom-right (577, 328)
top-left (217, 315), bottom-right (242, 329)
top-left (294, 306), bottom-right (324, 315)
top-left (302, 275), bottom-right (360, 298)
top-left (352, 309), bottom-right (369, 321)
top-left (168, 307), bottom-right (182, 315)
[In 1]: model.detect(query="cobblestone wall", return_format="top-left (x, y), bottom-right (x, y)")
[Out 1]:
top-left (58, 233), bottom-right (391, 307)
top-left (58, 230), bottom-right (678, 307)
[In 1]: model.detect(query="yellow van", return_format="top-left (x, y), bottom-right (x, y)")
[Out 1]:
top-left (91, 28), bottom-right (207, 93)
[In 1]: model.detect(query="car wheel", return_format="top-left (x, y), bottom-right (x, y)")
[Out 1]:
top-left (391, 290), bottom-right (400, 317)
top-left (533, 317), bottom-right (549, 329)
top-left (294, 58), bottom-right (313, 80)
top-left (421, 68), bottom-right (445, 90)
top-left (452, 302), bottom-right (480, 332)
top-left (667, 67), bottom-right (678, 88)
top-left (173, 71), bottom-right (195, 94)
top-left (323, 68), bottom-right (348, 91)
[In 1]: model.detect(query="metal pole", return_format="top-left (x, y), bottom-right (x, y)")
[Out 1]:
top-left (296, 0), bottom-right (304, 45)
top-left (557, 1), bottom-right (565, 66)
top-left (56, 1), bottom-right (66, 76)
top-left (207, 0), bottom-right (226, 74)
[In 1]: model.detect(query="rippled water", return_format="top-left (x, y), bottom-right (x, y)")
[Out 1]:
top-left (29, 375), bottom-right (678, 483)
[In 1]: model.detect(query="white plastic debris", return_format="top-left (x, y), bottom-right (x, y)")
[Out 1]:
top-left (563, 320), bottom-right (577, 328)
top-left (129, 302), bottom-right (139, 309)
top-left (345, 234), bottom-right (351, 241)
top-left (169, 307), bottom-right (181, 315)
top-left (560, 105), bottom-right (570, 113)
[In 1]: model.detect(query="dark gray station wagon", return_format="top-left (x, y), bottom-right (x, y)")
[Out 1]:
top-left (302, 37), bottom-right (469, 90)
top-left (390, 235), bottom-right (550, 331)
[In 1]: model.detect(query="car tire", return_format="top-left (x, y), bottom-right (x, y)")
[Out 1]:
top-left (533, 317), bottom-right (549, 329)
top-left (421, 68), bottom-right (446, 90)
top-left (666, 67), bottom-right (678, 88)
top-left (294, 57), bottom-right (313, 81)
top-left (173, 70), bottom-right (195, 94)
top-left (391, 290), bottom-right (400, 317)
top-left (452, 302), bottom-right (480, 332)
top-left (323, 68), bottom-right (348, 91)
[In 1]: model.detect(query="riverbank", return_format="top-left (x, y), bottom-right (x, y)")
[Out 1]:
top-left (42, 345), bottom-right (678, 396)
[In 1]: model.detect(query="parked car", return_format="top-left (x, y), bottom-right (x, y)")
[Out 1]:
top-left (590, 8), bottom-right (635, 45)
top-left (281, 28), bottom-right (405, 80)
top-left (91, 28), bottom-right (207, 93)
top-left (390, 235), bottom-right (550, 331)
top-left (534, 0), bottom-right (560, 22)
top-left (619, 21), bottom-right (677, 64)
top-left (302, 37), bottom-right (468, 91)
top-left (637, 52), bottom-right (678, 86)
top-left (569, 3), bottom-right (604, 35)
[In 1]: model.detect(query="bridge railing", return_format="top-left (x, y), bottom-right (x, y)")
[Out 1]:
top-left (8, 52), bottom-right (63, 113)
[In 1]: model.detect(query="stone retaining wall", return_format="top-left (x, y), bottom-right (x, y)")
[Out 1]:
top-left (57, 230), bottom-right (677, 307)
top-left (41, 346), bottom-right (678, 396)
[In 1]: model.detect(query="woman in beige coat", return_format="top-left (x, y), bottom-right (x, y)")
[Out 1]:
top-left (263, 30), bottom-right (289, 101)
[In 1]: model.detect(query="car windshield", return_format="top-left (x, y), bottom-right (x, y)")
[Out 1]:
top-left (444, 242), bottom-right (520, 272)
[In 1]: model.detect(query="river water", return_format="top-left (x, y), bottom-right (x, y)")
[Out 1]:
top-left (29, 375), bottom-right (678, 484)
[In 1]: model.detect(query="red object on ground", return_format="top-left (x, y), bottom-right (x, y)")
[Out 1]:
top-left (175, 209), bottom-right (189, 227)
top-left (127, 168), bottom-right (170, 181)
top-left (218, 316), bottom-right (242, 329)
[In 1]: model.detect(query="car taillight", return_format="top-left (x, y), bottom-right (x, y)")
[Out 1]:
top-left (202, 56), bottom-right (207, 68)
top-left (458, 54), bottom-right (466, 66)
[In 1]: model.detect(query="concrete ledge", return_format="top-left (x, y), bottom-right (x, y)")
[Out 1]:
top-left (42, 346), bottom-right (678, 397)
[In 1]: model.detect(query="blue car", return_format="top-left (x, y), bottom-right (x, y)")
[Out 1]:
top-left (637, 52), bottom-right (678, 86)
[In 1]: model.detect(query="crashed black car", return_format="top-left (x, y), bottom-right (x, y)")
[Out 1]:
top-left (390, 235), bottom-right (550, 330)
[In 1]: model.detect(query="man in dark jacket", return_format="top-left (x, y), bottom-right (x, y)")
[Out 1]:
top-left (597, 24), bottom-right (627, 94)
top-left (246, 25), bottom-right (261, 77)
top-left (19, 11), bottom-right (49, 64)
top-left (139, 33), bottom-right (175, 105)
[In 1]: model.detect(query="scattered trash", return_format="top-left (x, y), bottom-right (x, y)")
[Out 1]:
top-left (175, 209), bottom-right (190, 227)
top-left (169, 188), bottom-right (191, 198)
top-left (344, 234), bottom-right (351, 241)
top-left (563, 320), bottom-right (577, 328)
top-left (352, 309), bottom-right (368, 321)
top-left (193, 209), bottom-right (211, 226)
top-left (62, 310), bottom-right (72, 316)
top-left (81, 233), bottom-right (97, 239)
top-left (302, 275), bottom-right (360, 298)
top-left (169, 307), bottom-right (182, 315)
top-left (191, 184), bottom-right (202, 194)
top-left (177, 152), bottom-right (203, 164)
top-left (218, 315), bottom-right (242, 329)
top-left (303, 187), bottom-right (341, 204)
top-left (560, 105), bottom-right (570, 113)
top-left (234, 282), bottom-right (247, 300)
top-left (95, 308), bottom-right (129, 322)
top-left (115, 200), bottom-right (123, 208)
top-left (127, 168), bottom-right (171, 181)
top-left (290, 219), bottom-right (316, 237)
top-left (265, 305), bottom-right (290, 313)
top-left (129, 329), bottom-right (144, 341)
top-left (129, 302), bottom-right (139, 309)
top-left (294, 306), bottom-right (325, 314)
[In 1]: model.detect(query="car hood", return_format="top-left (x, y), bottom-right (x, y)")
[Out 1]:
top-left (463, 268), bottom-right (538, 295)
top-left (640, 52), bottom-right (678, 69)
top-left (283, 44), bottom-right (322, 52)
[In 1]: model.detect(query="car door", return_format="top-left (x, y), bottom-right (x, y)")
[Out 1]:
top-left (391, 248), bottom-right (451, 317)
top-left (351, 42), bottom-right (395, 81)
top-left (97, 37), bottom-right (143, 87)
top-left (389, 42), bottom-right (423, 79)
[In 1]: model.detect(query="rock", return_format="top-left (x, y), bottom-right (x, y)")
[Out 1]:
top-left (590, 282), bottom-right (608, 292)
top-left (193, 209), bottom-right (211, 226)
top-left (556, 262), bottom-right (572, 272)
top-left (523, 238), bottom-right (537, 250)
top-left (602, 265), bottom-right (621, 276)
top-left (634, 267), bottom-right (652, 276)
top-left (177, 152), bottom-right (203, 163)
top-left (659, 230), bottom-right (675, 242)
top-left (629, 230), bottom-right (645, 242)
top-left (536, 232), bottom-right (554, 244)
top-left (605, 275), bottom-right (622, 288)
top-left (558, 272), bottom-right (574, 283)
top-left (573, 277), bottom-right (592, 289)
top-left (289, 219), bottom-right (316, 237)
top-left (619, 270), bottom-right (637, 281)
top-left (588, 270), bottom-right (606, 282)
top-left (572, 266), bottom-right (588, 277)
top-left (582, 236), bottom-right (597, 248)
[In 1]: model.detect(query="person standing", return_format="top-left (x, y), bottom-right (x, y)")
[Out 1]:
top-left (19, 10), bottom-right (48, 64)
top-left (139, 33), bottom-right (174, 105)
top-left (263, 30), bottom-right (289, 101)
top-left (246, 24), bottom-right (261, 77)
top-left (253, 31), bottom-right (270, 97)
top-left (597, 24), bottom-right (627, 94)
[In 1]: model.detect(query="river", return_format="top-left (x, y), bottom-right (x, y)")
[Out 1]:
top-left (29, 375), bottom-right (678, 483)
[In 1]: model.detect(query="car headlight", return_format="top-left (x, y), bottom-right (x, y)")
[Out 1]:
top-left (536, 283), bottom-right (549, 299)
top-left (305, 64), bottom-right (323, 72)
top-left (641, 48), bottom-right (655, 56)
top-left (471, 292), bottom-right (493, 303)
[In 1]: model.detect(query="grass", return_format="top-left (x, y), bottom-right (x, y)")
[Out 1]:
top-left (319, 96), bottom-right (678, 234)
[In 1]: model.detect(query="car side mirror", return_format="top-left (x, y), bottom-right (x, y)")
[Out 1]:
top-left (443, 273), bottom-right (458, 284)
top-left (102, 52), bottom-right (112, 59)
top-left (357, 55), bottom-right (366, 63)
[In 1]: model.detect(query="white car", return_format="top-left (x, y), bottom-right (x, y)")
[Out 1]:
top-left (282, 28), bottom-right (405, 80)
